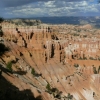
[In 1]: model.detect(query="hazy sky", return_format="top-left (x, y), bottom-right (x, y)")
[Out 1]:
top-left (0, 0), bottom-right (100, 18)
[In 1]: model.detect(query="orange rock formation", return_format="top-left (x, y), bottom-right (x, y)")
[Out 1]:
top-left (0, 22), bottom-right (100, 100)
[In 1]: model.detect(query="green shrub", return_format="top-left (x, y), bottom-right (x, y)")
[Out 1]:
top-left (73, 33), bottom-right (79, 36)
top-left (74, 64), bottom-right (79, 68)
top-left (6, 61), bottom-right (12, 71)
top-left (93, 67), bottom-right (97, 74)
top-left (46, 83), bottom-right (62, 98)
top-left (78, 57), bottom-right (83, 60)
top-left (31, 68), bottom-right (35, 75)
top-left (67, 93), bottom-right (73, 100)
top-left (90, 57), bottom-right (94, 60)
top-left (89, 57), bottom-right (94, 60)
top-left (83, 57), bottom-right (87, 60)
top-left (46, 83), bottom-right (51, 91)
top-left (31, 68), bottom-right (41, 77)
top-left (78, 57), bottom-right (87, 60)
top-left (89, 57), bottom-right (97, 60)
top-left (51, 88), bottom-right (58, 93)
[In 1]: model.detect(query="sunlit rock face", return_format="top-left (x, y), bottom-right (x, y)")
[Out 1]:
top-left (1, 22), bottom-right (100, 100)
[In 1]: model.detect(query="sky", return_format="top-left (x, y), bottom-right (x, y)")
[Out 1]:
top-left (0, 0), bottom-right (100, 18)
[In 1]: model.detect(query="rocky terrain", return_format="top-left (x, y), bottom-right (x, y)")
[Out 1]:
top-left (0, 21), bottom-right (100, 100)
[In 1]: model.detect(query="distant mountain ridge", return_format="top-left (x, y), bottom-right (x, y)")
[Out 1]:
top-left (33, 16), bottom-right (100, 28)
top-left (6, 16), bottom-right (100, 28)
top-left (6, 19), bottom-right (42, 26)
